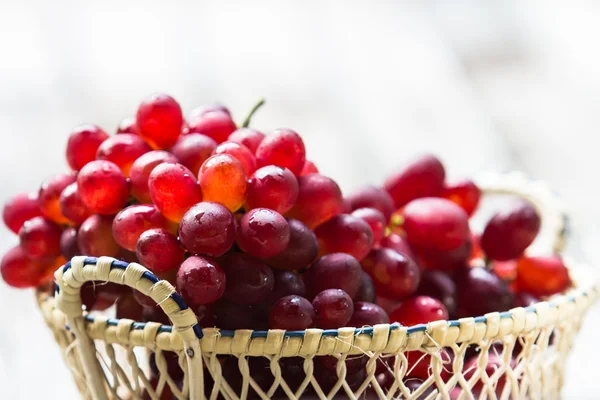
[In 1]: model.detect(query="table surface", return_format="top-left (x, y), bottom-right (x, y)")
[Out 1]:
top-left (0, 1), bottom-right (598, 398)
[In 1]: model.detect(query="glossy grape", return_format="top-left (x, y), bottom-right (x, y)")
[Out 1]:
top-left (312, 289), bottom-right (353, 329)
top-left (18, 217), bottom-right (62, 260)
top-left (346, 185), bottom-right (395, 221)
top-left (220, 252), bottom-right (274, 304)
top-left (442, 179), bottom-right (481, 216)
top-left (136, 93), bottom-right (183, 149)
top-left (59, 183), bottom-right (92, 225)
top-left (3, 192), bottom-right (43, 234)
top-left (176, 256), bottom-right (226, 306)
top-left (299, 160), bottom-right (319, 176)
top-left (38, 173), bottom-right (77, 224)
top-left (380, 232), bottom-right (415, 260)
top-left (187, 110), bottom-right (236, 144)
top-left (60, 228), bottom-right (81, 260)
top-left (78, 215), bottom-right (120, 257)
top-left (228, 128), bottom-right (265, 153)
top-left (384, 154), bottom-right (446, 208)
top-left (179, 202), bottom-right (236, 257)
top-left (116, 116), bottom-right (139, 135)
top-left (390, 296), bottom-right (449, 326)
top-left (129, 150), bottom-right (179, 203)
top-left (170, 133), bottom-right (217, 176)
top-left (77, 160), bottom-right (129, 215)
top-left (236, 208), bottom-right (290, 258)
top-left (148, 163), bottom-right (203, 222)
top-left (96, 134), bottom-right (151, 176)
top-left (347, 301), bottom-right (389, 326)
top-left (136, 229), bottom-right (184, 273)
top-left (355, 271), bottom-right (377, 303)
top-left (65, 124), bottom-right (109, 171)
top-left (315, 214), bottom-right (374, 261)
top-left (269, 295), bottom-right (315, 330)
top-left (112, 204), bottom-right (173, 251)
top-left (361, 248), bottom-right (420, 299)
top-left (213, 141), bottom-right (256, 175)
top-left (268, 270), bottom-right (306, 303)
top-left (351, 208), bottom-right (386, 248)
top-left (265, 219), bottom-right (318, 271)
top-left (255, 128), bottom-right (306, 176)
top-left (214, 301), bottom-right (269, 330)
top-left (415, 270), bottom-right (457, 318)
top-left (286, 174), bottom-right (343, 229)
top-left (1, 245), bottom-right (52, 288)
top-left (516, 255), bottom-right (570, 296)
top-left (414, 238), bottom-right (472, 272)
top-left (454, 267), bottom-right (513, 318)
top-left (480, 201), bottom-right (541, 261)
top-left (303, 253), bottom-right (363, 299)
top-left (198, 154), bottom-right (247, 212)
top-left (188, 104), bottom-right (231, 120)
top-left (246, 166), bottom-right (298, 214)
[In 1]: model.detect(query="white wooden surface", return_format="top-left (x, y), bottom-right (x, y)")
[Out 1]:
top-left (0, 1), bottom-right (597, 398)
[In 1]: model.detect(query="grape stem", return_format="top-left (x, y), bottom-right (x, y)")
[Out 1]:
top-left (241, 98), bottom-right (266, 128)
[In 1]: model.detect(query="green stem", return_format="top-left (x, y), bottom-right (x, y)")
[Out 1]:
top-left (241, 98), bottom-right (266, 128)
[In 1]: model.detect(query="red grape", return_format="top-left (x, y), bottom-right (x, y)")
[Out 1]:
top-left (38, 173), bottom-right (77, 224)
top-left (286, 174), bottom-right (343, 229)
top-left (319, 354), bottom-right (368, 375)
top-left (347, 301), bottom-right (389, 326)
top-left (315, 214), bottom-right (373, 261)
top-left (492, 260), bottom-right (517, 281)
top-left (403, 197), bottom-right (470, 252)
top-left (148, 163), bottom-right (203, 222)
top-left (314, 362), bottom-right (366, 393)
top-left (516, 255), bottom-right (570, 296)
top-left (133, 270), bottom-right (177, 309)
top-left (236, 208), bottom-right (290, 258)
top-left (390, 296), bottom-right (449, 326)
top-left (442, 179), bottom-right (481, 216)
top-left (361, 248), bottom-right (420, 299)
top-left (96, 134), bottom-right (151, 176)
top-left (65, 124), bottom-right (109, 171)
top-left (78, 215), bottom-right (120, 257)
top-left (129, 150), bottom-right (179, 203)
top-left (377, 296), bottom-right (401, 315)
top-left (170, 133), bottom-right (217, 176)
top-left (81, 282), bottom-right (123, 311)
top-left (350, 208), bottom-right (386, 248)
top-left (269, 295), bottom-right (315, 330)
top-left (179, 202), bottom-right (236, 257)
top-left (463, 354), bottom-right (515, 397)
top-left (355, 271), bottom-right (377, 303)
top-left (213, 141), bottom-right (256, 175)
top-left (187, 110), bottom-right (236, 144)
top-left (136, 93), bottom-right (183, 149)
top-left (454, 267), bottom-right (513, 318)
top-left (116, 290), bottom-right (145, 320)
top-left (415, 270), bottom-right (457, 318)
top-left (228, 128), bottom-right (265, 153)
top-left (384, 154), bottom-right (446, 208)
top-left (59, 183), bottom-right (92, 225)
top-left (269, 270), bottom-right (306, 303)
top-left (112, 204), bottom-right (173, 252)
top-left (198, 154), bottom-right (247, 212)
top-left (60, 228), bottom-right (81, 260)
top-left (3, 192), bottom-right (43, 234)
top-left (346, 185), bottom-right (395, 221)
top-left (136, 229), bottom-right (184, 273)
top-left (192, 304), bottom-right (216, 327)
top-left (214, 301), bottom-right (269, 330)
top-left (480, 201), bottom-right (541, 261)
top-left (469, 233), bottom-right (485, 262)
top-left (176, 256), bottom-right (226, 306)
top-left (312, 289), bottom-right (353, 329)
top-left (265, 219), bottom-right (318, 271)
top-left (414, 238), bottom-right (472, 272)
top-left (18, 217), bottom-right (62, 260)
top-left (299, 160), bottom-right (319, 176)
top-left (116, 116), bottom-right (139, 135)
top-left (303, 253), bottom-right (363, 299)
top-left (188, 104), bottom-right (231, 120)
top-left (1, 245), bottom-right (52, 288)
top-left (246, 166), bottom-right (298, 214)
top-left (77, 160), bottom-right (129, 215)
top-left (255, 129), bottom-right (306, 176)
top-left (513, 291), bottom-right (539, 308)
top-left (380, 232), bottom-right (415, 260)
top-left (220, 252), bottom-right (274, 304)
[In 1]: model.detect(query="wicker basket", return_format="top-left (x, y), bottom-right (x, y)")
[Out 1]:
top-left (37, 172), bottom-right (599, 400)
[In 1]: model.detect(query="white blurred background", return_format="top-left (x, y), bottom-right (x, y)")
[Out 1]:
top-left (0, 1), bottom-right (598, 398)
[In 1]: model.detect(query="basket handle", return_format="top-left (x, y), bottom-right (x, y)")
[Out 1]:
top-left (476, 171), bottom-right (569, 255)
top-left (54, 256), bottom-right (205, 400)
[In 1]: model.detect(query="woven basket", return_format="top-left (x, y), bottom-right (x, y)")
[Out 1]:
top-left (37, 172), bottom-right (599, 400)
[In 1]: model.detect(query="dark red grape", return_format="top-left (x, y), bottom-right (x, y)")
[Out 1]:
top-left (303, 253), bottom-right (363, 299)
top-left (269, 295), bottom-right (315, 330)
top-left (19, 216), bottom-right (62, 260)
top-left (454, 267), bottom-right (513, 318)
top-left (516, 255), bottom-right (570, 296)
top-left (96, 134), bottom-right (151, 176)
top-left (384, 154), bottom-right (445, 208)
top-left (80, 281), bottom-right (124, 311)
top-left (60, 227), bottom-right (81, 260)
top-left (66, 124), bottom-right (109, 171)
top-left (213, 141), bottom-right (256, 175)
top-left (236, 208), bottom-right (290, 258)
top-left (346, 185), bottom-right (395, 221)
top-left (78, 215), bottom-right (120, 257)
top-left (130, 150), bottom-right (179, 203)
top-left (287, 174), bottom-right (343, 229)
top-left (179, 202), bottom-right (236, 257)
top-left (390, 296), bottom-right (449, 326)
top-left (480, 201), bottom-right (541, 261)
top-left (442, 179), bottom-right (481, 216)
top-left (351, 207), bottom-right (386, 248)
top-left (136, 228), bottom-right (184, 273)
top-left (116, 289), bottom-right (145, 320)
top-left (464, 354), bottom-right (515, 397)
top-left (136, 93), bottom-right (183, 149)
top-left (228, 128), bottom-right (265, 153)
top-left (414, 238), bottom-right (472, 272)
top-left (59, 183), bottom-right (92, 225)
top-left (315, 214), bottom-right (373, 261)
top-left (77, 160), bottom-right (129, 215)
top-left (246, 166), bottom-right (299, 214)
top-left (3, 192), bottom-right (43, 234)
top-left (148, 163), bottom-right (203, 222)
top-left (176, 256), bottom-right (226, 306)
top-left (220, 252), bottom-right (274, 304)
top-left (312, 289), bottom-right (353, 329)
top-left (361, 248), bottom-right (420, 299)
top-left (187, 110), bottom-right (236, 144)
top-left (1, 245), bottom-right (52, 288)
top-left (268, 270), bottom-right (306, 303)
top-left (265, 219), bottom-right (318, 271)
top-left (192, 304), bottom-right (216, 327)
top-left (318, 354), bottom-right (368, 375)
top-left (112, 204), bottom-right (174, 252)
top-left (513, 291), bottom-right (539, 308)
top-left (354, 271), bottom-right (376, 303)
top-left (347, 301), bottom-right (389, 327)
top-left (415, 270), bottom-right (457, 318)
top-left (255, 128), bottom-right (306, 176)
top-left (38, 173), bottom-right (77, 224)
top-left (116, 116), bottom-right (139, 135)
top-left (170, 133), bottom-right (217, 176)
top-left (214, 301), bottom-right (269, 330)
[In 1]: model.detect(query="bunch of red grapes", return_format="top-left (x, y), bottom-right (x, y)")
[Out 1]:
top-left (0, 94), bottom-right (572, 395)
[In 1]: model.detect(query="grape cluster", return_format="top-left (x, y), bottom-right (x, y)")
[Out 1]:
top-left (1, 95), bottom-right (572, 390)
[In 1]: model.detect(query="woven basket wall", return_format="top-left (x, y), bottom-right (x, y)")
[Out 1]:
top-left (37, 172), bottom-right (599, 400)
